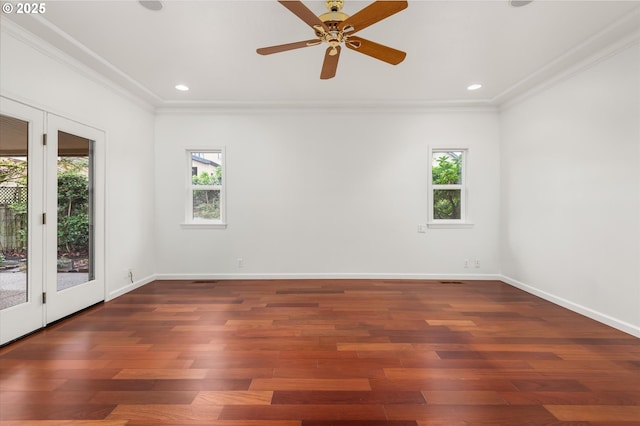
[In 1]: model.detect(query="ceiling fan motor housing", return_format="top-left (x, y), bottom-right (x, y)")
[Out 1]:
top-left (317, 0), bottom-right (352, 52)
top-left (320, 0), bottom-right (349, 30)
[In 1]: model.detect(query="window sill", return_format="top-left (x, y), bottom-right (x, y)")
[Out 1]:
top-left (181, 222), bottom-right (227, 230)
top-left (427, 222), bottom-right (474, 229)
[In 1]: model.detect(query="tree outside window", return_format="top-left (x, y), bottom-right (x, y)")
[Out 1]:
top-left (186, 150), bottom-right (225, 225)
top-left (430, 150), bottom-right (466, 222)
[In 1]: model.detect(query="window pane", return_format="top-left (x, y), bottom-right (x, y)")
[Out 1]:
top-left (432, 151), bottom-right (462, 184)
top-left (193, 190), bottom-right (220, 220)
top-left (191, 152), bottom-right (222, 186)
top-left (433, 189), bottom-right (461, 220)
top-left (0, 115), bottom-right (28, 310)
top-left (57, 132), bottom-right (94, 291)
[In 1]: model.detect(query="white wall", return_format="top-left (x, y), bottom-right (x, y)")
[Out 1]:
top-left (3, 14), bottom-right (638, 340)
top-left (154, 109), bottom-right (501, 279)
top-left (0, 24), bottom-right (157, 299)
top-left (500, 42), bottom-right (640, 336)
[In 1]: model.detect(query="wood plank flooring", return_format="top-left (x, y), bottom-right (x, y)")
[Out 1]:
top-left (2, 279), bottom-right (640, 425)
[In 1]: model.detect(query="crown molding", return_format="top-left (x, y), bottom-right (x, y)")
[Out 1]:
top-left (500, 31), bottom-right (640, 111)
top-left (496, 6), bottom-right (640, 109)
top-left (156, 99), bottom-right (498, 114)
top-left (1, 17), bottom-right (159, 112)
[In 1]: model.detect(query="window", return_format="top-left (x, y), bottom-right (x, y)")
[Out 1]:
top-left (428, 149), bottom-right (470, 227)
top-left (185, 149), bottom-right (226, 228)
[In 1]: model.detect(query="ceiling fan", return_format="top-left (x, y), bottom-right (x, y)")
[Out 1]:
top-left (257, 0), bottom-right (408, 79)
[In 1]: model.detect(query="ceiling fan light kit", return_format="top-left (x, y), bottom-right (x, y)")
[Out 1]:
top-left (257, 0), bottom-right (408, 79)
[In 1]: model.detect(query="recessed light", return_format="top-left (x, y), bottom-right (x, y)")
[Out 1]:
top-left (467, 83), bottom-right (482, 91)
top-left (175, 84), bottom-right (189, 92)
top-left (139, 1), bottom-right (163, 11)
top-left (509, 0), bottom-right (533, 7)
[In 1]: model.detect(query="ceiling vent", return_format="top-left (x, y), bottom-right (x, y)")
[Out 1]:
top-left (509, 0), bottom-right (534, 7)
top-left (139, 1), bottom-right (163, 12)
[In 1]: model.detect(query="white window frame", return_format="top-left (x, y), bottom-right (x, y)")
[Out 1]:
top-left (182, 148), bottom-right (226, 229)
top-left (428, 148), bottom-right (472, 229)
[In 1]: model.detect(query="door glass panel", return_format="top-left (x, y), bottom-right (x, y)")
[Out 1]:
top-left (0, 115), bottom-right (29, 310)
top-left (57, 131), bottom-right (94, 291)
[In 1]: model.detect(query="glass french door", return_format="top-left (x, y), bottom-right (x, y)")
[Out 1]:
top-left (0, 99), bottom-right (45, 344)
top-left (0, 98), bottom-right (105, 345)
top-left (44, 114), bottom-right (104, 324)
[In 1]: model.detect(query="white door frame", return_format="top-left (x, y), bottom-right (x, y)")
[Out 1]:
top-left (0, 97), bottom-right (106, 344)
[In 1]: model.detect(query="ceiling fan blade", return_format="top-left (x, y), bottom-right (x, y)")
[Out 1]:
top-left (339, 1), bottom-right (408, 34)
top-left (257, 39), bottom-right (321, 55)
top-left (345, 36), bottom-right (406, 65)
top-left (278, 1), bottom-right (330, 33)
top-left (320, 46), bottom-right (341, 80)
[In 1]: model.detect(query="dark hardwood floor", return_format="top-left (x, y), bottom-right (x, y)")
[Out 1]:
top-left (1, 279), bottom-right (640, 425)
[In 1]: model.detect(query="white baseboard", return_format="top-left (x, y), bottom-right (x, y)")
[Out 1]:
top-left (106, 272), bottom-right (500, 302)
top-left (107, 274), bottom-right (157, 301)
top-left (105, 272), bottom-right (639, 338)
top-left (500, 274), bottom-right (640, 339)
top-left (154, 272), bottom-right (502, 281)
top-left (105, 272), bottom-right (500, 302)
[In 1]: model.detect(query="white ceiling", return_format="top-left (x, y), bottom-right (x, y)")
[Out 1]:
top-left (4, 0), bottom-right (640, 108)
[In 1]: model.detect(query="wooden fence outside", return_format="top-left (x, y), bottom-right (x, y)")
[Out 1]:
top-left (0, 187), bottom-right (27, 252)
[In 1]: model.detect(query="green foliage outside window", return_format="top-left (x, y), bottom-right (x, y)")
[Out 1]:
top-left (0, 158), bottom-right (90, 257)
top-left (57, 172), bottom-right (89, 254)
top-left (432, 153), bottom-right (462, 220)
top-left (192, 168), bottom-right (221, 185)
top-left (0, 159), bottom-right (27, 185)
top-left (193, 190), bottom-right (220, 220)
top-left (192, 168), bottom-right (222, 220)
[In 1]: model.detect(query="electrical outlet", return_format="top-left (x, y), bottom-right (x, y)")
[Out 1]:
top-left (237, 258), bottom-right (244, 268)
top-left (417, 224), bottom-right (427, 233)
top-left (464, 259), bottom-right (469, 268)
top-left (474, 260), bottom-right (480, 268)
